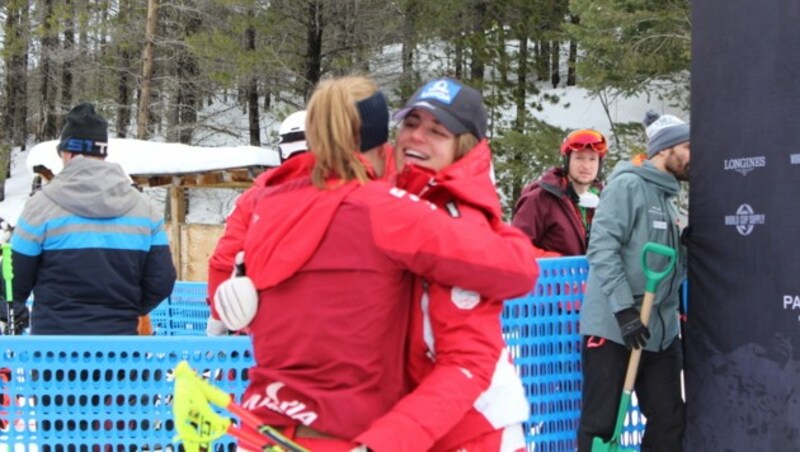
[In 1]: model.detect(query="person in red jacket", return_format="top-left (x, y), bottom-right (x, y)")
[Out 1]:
top-left (206, 110), bottom-right (310, 335)
top-left (207, 111), bottom-right (400, 335)
top-left (512, 128), bottom-right (607, 256)
top-left (213, 76), bottom-right (539, 452)
top-left (354, 78), bottom-right (534, 452)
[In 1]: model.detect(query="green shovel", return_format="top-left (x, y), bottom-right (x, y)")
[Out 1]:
top-left (591, 242), bottom-right (677, 452)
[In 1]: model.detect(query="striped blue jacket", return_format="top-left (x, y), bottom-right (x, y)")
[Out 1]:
top-left (10, 156), bottom-right (176, 335)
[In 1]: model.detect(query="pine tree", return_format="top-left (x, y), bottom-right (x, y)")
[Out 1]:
top-left (566, 0), bottom-right (691, 108)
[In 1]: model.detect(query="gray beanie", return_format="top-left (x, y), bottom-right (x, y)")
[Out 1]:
top-left (643, 110), bottom-right (690, 158)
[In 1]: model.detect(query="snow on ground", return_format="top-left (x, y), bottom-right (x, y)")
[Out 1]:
top-left (533, 86), bottom-right (684, 135)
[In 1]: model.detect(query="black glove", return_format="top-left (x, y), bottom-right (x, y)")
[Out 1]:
top-left (614, 307), bottom-right (650, 349)
top-left (0, 301), bottom-right (30, 335)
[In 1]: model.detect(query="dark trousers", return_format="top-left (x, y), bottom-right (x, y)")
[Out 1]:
top-left (577, 336), bottom-right (685, 452)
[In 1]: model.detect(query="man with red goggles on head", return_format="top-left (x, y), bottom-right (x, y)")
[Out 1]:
top-left (512, 128), bottom-right (607, 256)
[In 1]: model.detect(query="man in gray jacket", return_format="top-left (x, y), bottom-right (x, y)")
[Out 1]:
top-left (8, 103), bottom-right (176, 335)
top-left (577, 112), bottom-right (690, 452)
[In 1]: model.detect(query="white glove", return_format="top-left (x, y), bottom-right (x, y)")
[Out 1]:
top-left (214, 275), bottom-right (258, 331)
top-left (205, 316), bottom-right (228, 336)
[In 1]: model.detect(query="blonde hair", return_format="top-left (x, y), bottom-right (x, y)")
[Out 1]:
top-left (306, 76), bottom-right (377, 188)
top-left (454, 133), bottom-right (479, 161)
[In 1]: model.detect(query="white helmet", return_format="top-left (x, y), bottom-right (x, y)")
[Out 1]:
top-left (278, 110), bottom-right (308, 163)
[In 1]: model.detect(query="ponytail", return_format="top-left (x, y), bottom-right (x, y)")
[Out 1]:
top-left (306, 76), bottom-right (380, 188)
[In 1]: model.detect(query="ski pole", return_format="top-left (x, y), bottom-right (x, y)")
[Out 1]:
top-left (173, 360), bottom-right (310, 452)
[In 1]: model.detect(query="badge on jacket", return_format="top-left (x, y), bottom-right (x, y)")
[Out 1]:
top-left (451, 287), bottom-right (480, 310)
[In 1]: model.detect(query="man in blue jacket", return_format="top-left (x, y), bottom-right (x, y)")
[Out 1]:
top-left (7, 103), bottom-right (176, 335)
top-left (577, 113), bottom-right (690, 451)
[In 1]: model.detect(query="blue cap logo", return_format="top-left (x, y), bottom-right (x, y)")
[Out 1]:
top-left (418, 79), bottom-right (462, 105)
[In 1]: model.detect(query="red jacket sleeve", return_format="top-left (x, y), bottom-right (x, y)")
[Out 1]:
top-left (365, 185), bottom-right (539, 301)
top-left (356, 286), bottom-right (505, 451)
top-left (207, 188), bottom-right (259, 318)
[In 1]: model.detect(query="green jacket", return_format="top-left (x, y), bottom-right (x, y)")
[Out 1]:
top-left (579, 160), bottom-right (686, 351)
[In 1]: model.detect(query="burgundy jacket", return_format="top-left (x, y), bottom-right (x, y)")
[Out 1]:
top-left (512, 166), bottom-right (601, 256)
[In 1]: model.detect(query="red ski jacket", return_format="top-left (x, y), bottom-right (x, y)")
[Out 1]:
top-left (233, 152), bottom-right (538, 441)
top-left (356, 140), bottom-right (536, 451)
top-left (207, 144), bottom-right (398, 319)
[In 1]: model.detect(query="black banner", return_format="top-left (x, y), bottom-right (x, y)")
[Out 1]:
top-left (686, 1), bottom-right (800, 450)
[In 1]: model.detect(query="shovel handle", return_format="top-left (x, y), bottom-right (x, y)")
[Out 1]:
top-left (641, 242), bottom-right (676, 293)
top-left (602, 243), bottom-right (678, 449)
top-left (622, 290), bottom-right (655, 392)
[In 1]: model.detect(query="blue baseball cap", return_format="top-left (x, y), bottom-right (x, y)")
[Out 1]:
top-left (394, 78), bottom-right (487, 139)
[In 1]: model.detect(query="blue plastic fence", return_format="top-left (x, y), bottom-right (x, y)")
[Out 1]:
top-left (0, 336), bottom-right (252, 450)
top-left (149, 281), bottom-right (209, 336)
top-left (504, 257), bottom-right (644, 451)
top-left (3, 256), bottom-right (646, 451)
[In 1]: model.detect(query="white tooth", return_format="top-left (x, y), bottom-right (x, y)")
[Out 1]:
top-left (404, 150), bottom-right (428, 160)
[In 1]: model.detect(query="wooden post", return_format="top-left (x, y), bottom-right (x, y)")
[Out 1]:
top-left (169, 180), bottom-right (185, 279)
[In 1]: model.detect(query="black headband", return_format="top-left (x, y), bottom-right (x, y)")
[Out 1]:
top-left (356, 91), bottom-right (389, 152)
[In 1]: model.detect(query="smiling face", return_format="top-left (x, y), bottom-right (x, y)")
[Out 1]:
top-left (395, 109), bottom-right (458, 172)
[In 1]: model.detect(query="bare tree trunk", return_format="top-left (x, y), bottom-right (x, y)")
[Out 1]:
top-left (61, 0), bottom-right (75, 120)
top-left (515, 35), bottom-right (529, 133)
top-left (40, 0), bottom-right (59, 141)
top-left (263, 86), bottom-right (271, 111)
top-left (175, 9), bottom-right (201, 145)
top-left (550, 40), bottom-right (560, 88)
top-left (116, 49), bottom-right (133, 138)
top-left (178, 70), bottom-right (199, 145)
top-left (469, 1), bottom-right (488, 83)
top-left (137, 0), bottom-right (158, 139)
top-left (245, 22), bottom-right (260, 146)
top-left (0, 0), bottom-right (29, 201)
top-left (304, 0), bottom-right (324, 99)
top-left (91, 0), bottom-right (108, 98)
top-left (536, 39), bottom-right (550, 81)
top-left (567, 14), bottom-right (579, 86)
top-left (16, 5), bottom-right (29, 149)
top-left (3, 1), bottom-right (29, 148)
top-left (114, 0), bottom-right (132, 137)
top-left (399, 0), bottom-right (418, 101)
top-left (3, 6), bottom-right (18, 137)
top-left (496, 22), bottom-right (509, 87)
top-left (454, 36), bottom-right (463, 79)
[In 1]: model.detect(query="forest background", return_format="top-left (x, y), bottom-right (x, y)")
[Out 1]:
top-left (0, 0), bottom-right (691, 216)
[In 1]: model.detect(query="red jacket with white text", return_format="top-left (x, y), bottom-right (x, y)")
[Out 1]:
top-left (235, 152), bottom-right (538, 441)
top-left (356, 140), bottom-right (538, 451)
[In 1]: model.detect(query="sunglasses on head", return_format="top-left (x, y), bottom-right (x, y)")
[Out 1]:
top-left (561, 129), bottom-right (608, 156)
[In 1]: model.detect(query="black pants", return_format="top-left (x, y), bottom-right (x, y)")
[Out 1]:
top-left (577, 336), bottom-right (685, 452)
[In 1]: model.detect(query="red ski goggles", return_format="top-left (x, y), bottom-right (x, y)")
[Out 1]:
top-left (560, 129), bottom-right (608, 157)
